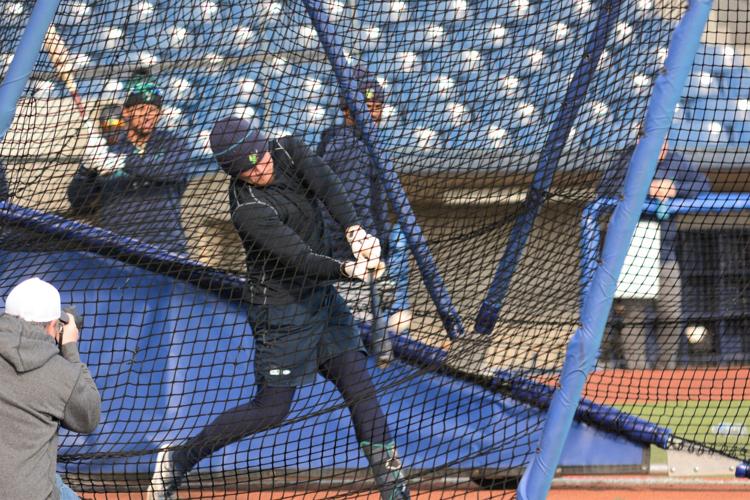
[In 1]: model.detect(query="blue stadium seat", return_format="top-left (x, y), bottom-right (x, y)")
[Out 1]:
top-left (541, 0), bottom-right (594, 24)
top-left (356, 0), bottom-right (410, 26)
top-left (684, 71), bottom-right (722, 99)
top-left (126, 0), bottom-right (158, 25)
top-left (350, 23), bottom-right (388, 52)
top-left (474, 0), bottom-right (538, 26)
top-left (730, 118), bottom-right (750, 145)
top-left (441, 125), bottom-right (486, 150)
top-left (669, 119), bottom-right (731, 149)
top-left (512, 122), bottom-right (549, 152)
top-left (688, 97), bottom-right (737, 124)
top-left (635, 17), bottom-right (675, 45)
top-left (719, 66), bottom-right (750, 100)
top-left (86, 25), bottom-right (125, 53)
top-left (583, 120), bottom-right (639, 151)
top-left (172, 0), bottom-right (223, 28)
top-left (220, 1), bottom-right (268, 28)
top-left (410, 126), bottom-right (444, 150)
top-left (56, 2), bottom-right (95, 26)
top-left (451, 20), bottom-right (507, 50)
top-left (692, 43), bottom-right (742, 75)
top-left (411, 0), bottom-right (472, 24)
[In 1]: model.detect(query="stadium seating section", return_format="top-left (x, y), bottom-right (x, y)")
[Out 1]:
top-left (1, 0), bottom-right (748, 166)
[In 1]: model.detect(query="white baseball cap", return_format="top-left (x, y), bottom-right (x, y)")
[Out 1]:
top-left (5, 277), bottom-right (67, 323)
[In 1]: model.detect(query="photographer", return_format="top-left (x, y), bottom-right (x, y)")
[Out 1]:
top-left (0, 277), bottom-right (100, 499)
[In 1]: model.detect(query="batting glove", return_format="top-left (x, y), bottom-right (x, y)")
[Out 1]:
top-left (341, 259), bottom-right (387, 283)
top-left (82, 128), bottom-right (125, 175)
top-left (345, 225), bottom-right (382, 270)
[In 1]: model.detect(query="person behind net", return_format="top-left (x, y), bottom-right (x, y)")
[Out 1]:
top-left (66, 70), bottom-right (192, 254)
top-left (146, 117), bottom-right (410, 500)
top-left (317, 69), bottom-right (413, 335)
top-left (0, 277), bottom-right (101, 500)
top-left (67, 103), bottom-right (125, 216)
top-left (598, 134), bottom-right (711, 369)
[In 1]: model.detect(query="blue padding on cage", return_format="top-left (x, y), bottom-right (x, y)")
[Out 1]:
top-left (0, 201), bottom-right (246, 298)
top-left (0, 199), bottom-right (671, 457)
top-left (519, 1), bottom-right (714, 498)
top-left (0, 247), bottom-right (645, 475)
top-left (0, 0), bottom-right (63, 141)
top-left (473, 0), bottom-right (622, 336)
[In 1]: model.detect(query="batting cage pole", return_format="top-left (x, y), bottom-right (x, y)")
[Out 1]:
top-left (517, 1), bottom-right (713, 498)
top-left (0, 0), bottom-right (62, 141)
top-left (473, 0), bottom-right (624, 335)
top-left (300, 0), bottom-right (465, 339)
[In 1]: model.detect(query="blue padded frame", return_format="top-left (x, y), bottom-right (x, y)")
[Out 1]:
top-left (518, 1), bottom-right (714, 497)
top-left (0, 0), bottom-right (63, 140)
top-left (473, 0), bottom-right (624, 334)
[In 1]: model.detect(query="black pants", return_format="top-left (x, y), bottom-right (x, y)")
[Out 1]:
top-left (603, 259), bottom-right (683, 369)
top-left (178, 349), bottom-right (391, 469)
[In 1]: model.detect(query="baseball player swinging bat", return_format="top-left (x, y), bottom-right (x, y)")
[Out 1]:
top-left (42, 25), bottom-right (123, 174)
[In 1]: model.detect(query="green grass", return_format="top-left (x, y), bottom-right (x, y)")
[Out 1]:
top-left (619, 400), bottom-right (750, 456)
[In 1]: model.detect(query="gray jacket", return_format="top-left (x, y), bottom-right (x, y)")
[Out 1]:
top-left (0, 314), bottom-right (100, 500)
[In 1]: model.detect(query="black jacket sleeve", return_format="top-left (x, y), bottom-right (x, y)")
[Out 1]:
top-left (232, 202), bottom-right (344, 281)
top-left (281, 136), bottom-right (360, 230)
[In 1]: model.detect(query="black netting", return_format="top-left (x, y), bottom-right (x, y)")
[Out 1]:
top-left (0, 0), bottom-right (748, 498)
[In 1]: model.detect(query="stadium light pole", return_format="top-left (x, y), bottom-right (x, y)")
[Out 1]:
top-left (300, 0), bottom-right (466, 339)
top-left (0, 0), bottom-right (63, 142)
top-left (518, 1), bottom-right (714, 498)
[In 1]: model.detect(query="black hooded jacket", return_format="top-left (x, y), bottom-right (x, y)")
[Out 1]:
top-left (229, 135), bottom-right (360, 304)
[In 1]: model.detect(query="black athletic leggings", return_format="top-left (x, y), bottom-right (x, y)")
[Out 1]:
top-left (180, 349), bottom-right (391, 469)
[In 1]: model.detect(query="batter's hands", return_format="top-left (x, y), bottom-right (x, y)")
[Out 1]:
top-left (341, 258), bottom-right (387, 283)
top-left (82, 125), bottom-right (125, 175)
top-left (345, 225), bottom-right (382, 271)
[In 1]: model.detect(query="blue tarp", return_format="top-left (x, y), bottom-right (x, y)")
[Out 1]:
top-left (0, 249), bottom-right (645, 475)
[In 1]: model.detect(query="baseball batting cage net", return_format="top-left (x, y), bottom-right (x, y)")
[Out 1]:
top-left (0, 0), bottom-right (749, 497)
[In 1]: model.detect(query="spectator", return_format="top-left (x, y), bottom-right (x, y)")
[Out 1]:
top-left (67, 71), bottom-right (192, 254)
top-left (598, 136), bottom-right (711, 369)
top-left (0, 277), bottom-right (100, 499)
top-left (317, 69), bottom-right (412, 334)
top-left (146, 117), bottom-right (410, 500)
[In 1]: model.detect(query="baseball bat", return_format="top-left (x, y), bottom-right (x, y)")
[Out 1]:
top-left (369, 277), bottom-right (393, 369)
top-left (43, 24), bottom-right (115, 172)
top-left (43, 25), bottom-right (88, 118)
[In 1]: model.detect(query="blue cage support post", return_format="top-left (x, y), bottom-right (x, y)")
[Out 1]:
top-left (473, 0), bottom-right (623, 335)
top-left (300, 0), bottom-right (465, 339)
top-left (0, 0), bottom-right (63, 141)
top-left (517, 1), bottom-right (714, 498)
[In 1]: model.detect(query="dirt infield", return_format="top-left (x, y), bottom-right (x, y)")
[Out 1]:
top-left (584, 368), bottom-right (750, 404)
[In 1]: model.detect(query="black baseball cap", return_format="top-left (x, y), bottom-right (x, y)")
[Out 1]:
top-left (123, 69), bottom-right (163, 109)
top-left (209, 116), bottom-right (268, 177)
